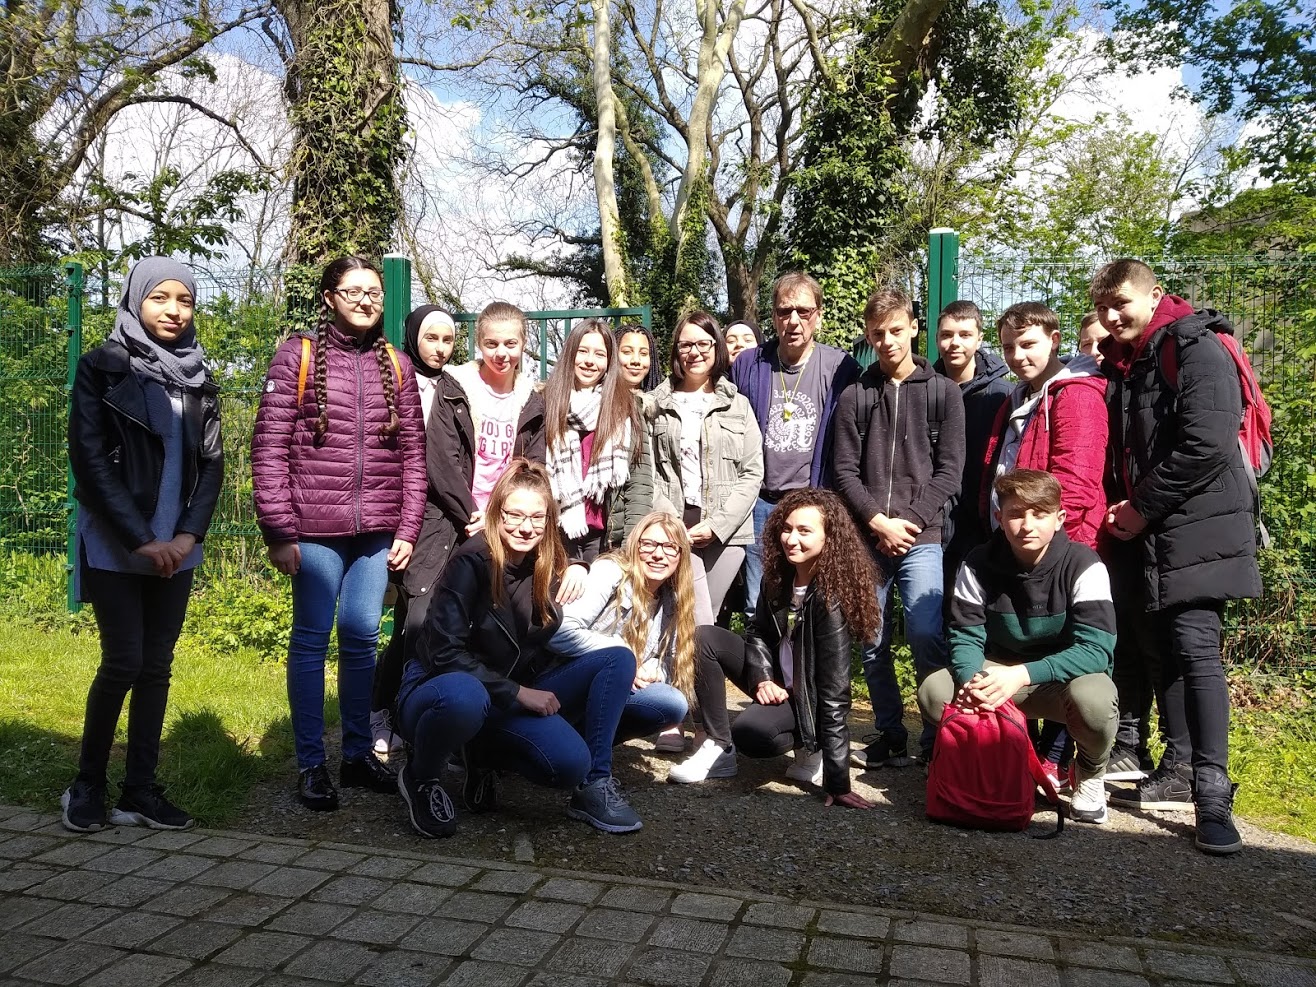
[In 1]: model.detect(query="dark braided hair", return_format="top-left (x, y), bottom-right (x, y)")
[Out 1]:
top-left (313, 256), bottom-right (396, 444)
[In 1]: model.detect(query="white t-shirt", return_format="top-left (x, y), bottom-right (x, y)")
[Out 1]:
top-left (779, 583), bottom-right (809, 692)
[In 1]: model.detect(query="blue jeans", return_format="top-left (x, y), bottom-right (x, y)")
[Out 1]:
top-left (397, 645), bottom-right (636, 786)
top-left (617, 683), bottom-right (688, 742)
top-left (288, 534), bottom-right (391, 770)
top-left (862, 542), bottom-right (948, 756)
top-left (742, 495), bottom-right (775, 618)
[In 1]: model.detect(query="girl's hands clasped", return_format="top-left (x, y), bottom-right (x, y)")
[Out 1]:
top-left (755, 680), bottom-right (790, 705)
top-left (388, 539), bottom-right (413, 571)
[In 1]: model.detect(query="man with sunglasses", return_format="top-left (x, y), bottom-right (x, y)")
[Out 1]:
top-left (731, 272), bottom-right (861, 618)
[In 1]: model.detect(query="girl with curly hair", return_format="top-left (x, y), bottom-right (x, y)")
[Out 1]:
top-left (668, 488), bottom-right (878, 808)
top-left (551, 511), bottom-right (698, 751)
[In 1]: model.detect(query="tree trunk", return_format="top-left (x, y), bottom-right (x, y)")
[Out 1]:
top-left (589, 0), bottom-right (629, 306)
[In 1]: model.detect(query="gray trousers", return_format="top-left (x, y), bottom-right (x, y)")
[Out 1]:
top-left (690, 542), bottom-right (745, 625)
top-left (918, 663), bottom-right (1118, 780)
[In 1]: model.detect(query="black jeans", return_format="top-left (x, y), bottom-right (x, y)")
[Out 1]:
top-left (693, 625), bottom-right (801, 754)
top-left (77, 566), bottom-right (195, 789)
top-left (372, 581), bottom-right (429, 713)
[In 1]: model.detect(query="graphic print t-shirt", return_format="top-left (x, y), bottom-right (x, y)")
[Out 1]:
top-left (469, 378), bottom-right (521, 510)
top-left (763, 351), bottom-right (825, 491)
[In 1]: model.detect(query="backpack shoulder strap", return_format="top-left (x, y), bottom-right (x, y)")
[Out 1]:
top-left (296, 337), bottom-right (312, 405)
top-left (926, 374), bottom-right (948, 450)
top-left (854, 377), bottom-right (878, 444)
top-left (384, 342), bottom-right (403, 388)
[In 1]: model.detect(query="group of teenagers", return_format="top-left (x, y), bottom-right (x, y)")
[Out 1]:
top-left (59, 252), bottom-right (1260, 859)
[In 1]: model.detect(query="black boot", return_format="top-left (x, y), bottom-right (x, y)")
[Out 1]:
top-left (1193, 766), bottom-right (1242, 856)
top-left (340, 750), bottom-right (398, 793)
top-left (298, 764), bottom-right (339, 811)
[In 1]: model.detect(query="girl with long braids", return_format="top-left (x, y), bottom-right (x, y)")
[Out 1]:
top-left (252, 256), bottom-right (426, 811)
top-left (614, 322), bottom-right (662, 393)
top-left (668, 488), bottom-right (878, 810)
top-left (542, 318), bottom-right (649, 560)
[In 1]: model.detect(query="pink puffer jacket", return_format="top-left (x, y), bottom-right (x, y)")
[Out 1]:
top-left (251, 325), bottom-right (426, 545)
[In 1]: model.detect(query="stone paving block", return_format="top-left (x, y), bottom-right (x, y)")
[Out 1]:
top-left (892, 918), bottom-right (970, 948)
top-left (0, 804), bottom-right (28, 820)
top-left (708, 958), bottom-right (794, 987)
top-left (31, 840), bottom-right (113, 867)
top-left (471, 927), bottom-right (560, 966)
top-left (669, 892), bottom-right (741, 922)
top-left (0, 834), bottom-right (61, 859)
top-left (370, 880), bottom-right (450, 915)
top-left (81, 845), bottom-right (163, 874)
top-left (889, 944), bottom-right (970, 984)
top-left (309, 874), bottom-right (391, 906)
top-left (268, 901), bottom-right (357, 935)
top-left (187, 836), bottom-right (258, 857)
top-left (724, 925), bottom-right (804, 963)
top-left (1059, 939), bottom-right (1143, 972)
top-left (80, 874), bottom-right (176, 907)
top-left (80, 908), bottom-right (182, 948)
top-left (141, 882), bottom-right (233, 917)
top-left (255, 977), bottom-right (330, 987)
top-left (978, 928), bottom-right (1056, 960)
top-left (134, 853), bottom-right (217, 883)
top-left (1231, 959), bottom-right (1316, 987)
top-left (211, 929), bottom-right (313, 968)
top-left (575, 907), bottom-right (655, 943)
top-left (743, 902), bottom-right (816, 930)
top-left (533, 877), bottom-right (604, 904)
top-left (350, 856), bottom-right (422, 881)
top-left (28, 868), bottom-right (119, 900)
top-left (203, 892), bottom-right (293, 926)
top-left (82, 952), bottom-right (193, 987)
top-left (283, 940), bottom-right (379, 981)
top-left (404, 917), bottom-right (490, 956)
top-left (526, 975), bottom-right (608, 987)
top-left (147, 920), bottom-right (244, 960)
top-left (193, 859), bottom-right (280, 890)
top-left (434, 890), bottom-right (518, 924)
top-left (0, 863), bottom-right (60, 891)
top-left (472, 870), bottom-right (541, 895)
top-left (409, 861), bottom-right (481, 887)
top-left (238, 842), bottom-right (309, 865)
top-left (815, 909), bottom-right (890, 940)
top-left (808, 934), bottom-right (886, 974)
top-left (980, 955), bottom-right (1061, 987)
top-left (647, 916), bottom-right (729, 954)
top-left (13, 940), bottom-right (124, 984)
top-left (626, 947), bottom-right (712, 987)
top-left (331, 910), bottom-right (423, 945)
top-left (546, 937), bottom-right (634, 978)
top-left (353, 948), bottom-right (454, 987)
top-left (797, 975), bottom-right (877, 987)
top-left (506, 899), bottom-right (586, 934)
top-left (440, 959), bottom-right (530, 987)
top-left (0, 812), bottom-right (52, 832)
top-left (1063, 970), bottom-right (1152, 987)
top-left (133, 830), bottom-right (207, 852)
top-left (84, 825), bottom-right (150, 844)
top-left (249, 866), bottom-right (333, 898)
top-left (4, 893), bottom-right (61, 928)
top-left (20, 901), bottom-right (122, 939)
top-left (1144, 949), bottom-right (1237, 984)
top-left (597, 886), bottom-right (672, 913)
top-left (164, 966), bottom-right (264, 987)
top-left (0, 931), bottom-right (63, 975)
top-left (293, 848), bottom-right (369, 872)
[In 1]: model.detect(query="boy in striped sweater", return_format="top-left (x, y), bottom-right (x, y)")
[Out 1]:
top-left (917, 469), bottom-right (1118, 824)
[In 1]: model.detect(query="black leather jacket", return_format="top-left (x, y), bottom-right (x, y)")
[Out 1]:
top-left (68, 341), bottom-right (223, 551)
top-left (744, 586), bottom-right (855, 795)
top-left (409, 534), bottom-right (561, 710)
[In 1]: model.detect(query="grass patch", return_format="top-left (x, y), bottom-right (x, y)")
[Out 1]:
top-left (0, 618), bottom-right (337, 827)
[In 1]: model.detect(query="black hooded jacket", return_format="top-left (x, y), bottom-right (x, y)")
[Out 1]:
top-left (935, 349), bottom-right (1012, 550)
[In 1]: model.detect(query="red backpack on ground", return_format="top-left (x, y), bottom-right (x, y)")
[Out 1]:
top-left (926, 700), bottom-right (1063, 836)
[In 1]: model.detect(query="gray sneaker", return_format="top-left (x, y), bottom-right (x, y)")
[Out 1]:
top-left (1104, 745), bottom-right (1150, 782)
top-left (566, 777), bottom-right (643, 834)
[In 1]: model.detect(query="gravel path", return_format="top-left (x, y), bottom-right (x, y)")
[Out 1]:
top-left (237, 701), bottom-right (1316, 958)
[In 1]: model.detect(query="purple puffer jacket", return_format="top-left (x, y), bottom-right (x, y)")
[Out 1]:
top-left (251, 324), bottom-right (426, 545)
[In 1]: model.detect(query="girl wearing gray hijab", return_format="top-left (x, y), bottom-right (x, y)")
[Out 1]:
top-left (62, 257), bottom-right (224, 834)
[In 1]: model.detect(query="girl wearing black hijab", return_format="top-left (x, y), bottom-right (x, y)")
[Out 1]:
top-left (371, 304), bottom-right (459, 756)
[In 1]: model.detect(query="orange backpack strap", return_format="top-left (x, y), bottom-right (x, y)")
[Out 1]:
top-left (296, 337), bottom-right (312, 405)
top-left (385, 342), bottom-right (403, 389)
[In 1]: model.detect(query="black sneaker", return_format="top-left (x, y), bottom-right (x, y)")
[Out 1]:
top-left (298, 764), bottom-right (339, 811)
top-left (851, 732), bottom-right (912, 769)
top-left (1104, 745), bottom-right (1151, 782)
top-left (462, 746), bottom-right (498, 814)
top-left (1194, 769), bottom-right (1242, 856)
top-left (110, 784), bottom-right (194, 830)
top-left (1108, 762), bottom-right (1193, 811)
top-left (397, 764), bottom-right (457, 839)
top-left (61, 779), bottom-right (107, 833)
top-left (340, 751), bottom-right (398, 793)
top-left (566, 776), bottom-right (643, 834)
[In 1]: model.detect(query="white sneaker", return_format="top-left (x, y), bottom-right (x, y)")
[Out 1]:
top-left (1070, 774), bottom-right (1109, 825)
top-left (784, 749), bottom-right (823, 786)
top-left (653, 727), bottom-right (685, 753)
top-left (370, 709), bottom-right (403, 757)
top-left (667, 740), bottom-right (738, 784)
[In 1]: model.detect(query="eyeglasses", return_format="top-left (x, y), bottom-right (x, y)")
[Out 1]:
top-left (676, 339), bottom-right (714, 354)
top-left (774, 305), bottom-right (818, 321)
top-left (502, 511), bottom-right (548, 530)
top-left (333, 287), bottom-right (385, 303)
top-left (638, 538), bottom-right (681, 558)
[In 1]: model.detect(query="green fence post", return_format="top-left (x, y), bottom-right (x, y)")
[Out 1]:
top-left (64, 262), bottom-right (83, 614)
top-left (640, 305), bottom-right (652, 330)
top-left (381, 254), bottom-right (411, 349)
top-left (925, 228), bottom-right (960, 358)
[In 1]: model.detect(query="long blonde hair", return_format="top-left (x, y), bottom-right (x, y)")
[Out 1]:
top-left (483, 459), bottom-right (567, 624)
top-left (605, 511), bottom-right (696, 700)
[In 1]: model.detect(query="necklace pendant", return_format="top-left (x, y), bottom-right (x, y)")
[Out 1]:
top-left (782, 401), bottom-right (796, 421)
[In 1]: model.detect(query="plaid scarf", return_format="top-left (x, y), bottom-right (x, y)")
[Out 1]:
top-left (548, 387), bottom-right (632, 538)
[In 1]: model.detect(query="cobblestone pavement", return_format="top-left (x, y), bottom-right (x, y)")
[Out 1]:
top-left (2, 804), bottom-right (1315, 987)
